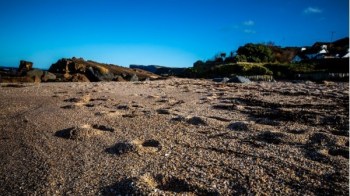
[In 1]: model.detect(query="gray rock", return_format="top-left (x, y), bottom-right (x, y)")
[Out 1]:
top-left (213, 77), bottom-right (230, 83)
top-left (129, 74), bottom-right (139, 82)
top-left (228, 76), bottom-right (251, 83)
top-left (41, 71), bottom-right (57, 82)
top-left (86, 66), bottom-right (114, 82)
top-left (26, 69), bottom-right (43, 78)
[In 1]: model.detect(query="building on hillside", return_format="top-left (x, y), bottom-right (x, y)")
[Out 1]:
top-left (292, 43), bottom-right (349, 62)
top-left (292, 37), bottom-right (349, 63)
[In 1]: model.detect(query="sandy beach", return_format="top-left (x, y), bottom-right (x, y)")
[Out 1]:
top-left (0, 78), bottom-right (348, 195)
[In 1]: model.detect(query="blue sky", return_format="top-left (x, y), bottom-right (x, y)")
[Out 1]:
top-left (0, 0), bottom-right (348, 68)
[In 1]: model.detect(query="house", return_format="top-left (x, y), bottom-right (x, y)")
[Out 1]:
top-left (291, 46), bottom-right (321, 62)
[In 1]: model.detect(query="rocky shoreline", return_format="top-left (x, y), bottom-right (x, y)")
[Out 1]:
top-left (0, 58), bottom-right (160, 83)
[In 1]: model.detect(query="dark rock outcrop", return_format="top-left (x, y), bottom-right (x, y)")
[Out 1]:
top-left (50, 58), bottom-right (159, 82)
top-left (0, 61), bottom-right (56, 83)
top-left (18, 60), bottom-right (33, 75)
top-left (26, 69), bottom-right (56, 82)
top-left (26, 69), bottom-right (43, 79)
top-left (85, 66), bottom-right (114, 82)
top-left (41, 71), bottom-right (57, 82)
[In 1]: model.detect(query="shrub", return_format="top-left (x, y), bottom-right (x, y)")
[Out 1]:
top-left (264, 64), bottom-right (292, 78)
top-left (236, 43), bottom-right (275, 63)
top-left (214, 63), bottom-right (273, 77)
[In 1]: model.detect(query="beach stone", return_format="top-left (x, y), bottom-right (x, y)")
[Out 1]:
top-left (26, 69), bottom-right (43, 80)
top-left (41, 71), bottom-right (57, 82)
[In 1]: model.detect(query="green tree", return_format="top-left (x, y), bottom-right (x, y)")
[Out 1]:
top-left (234, 54), bottom-right (247, 62)
top-left (236, 43), bottom-right (275, 63)
top-left (193, 60), bottom-right (205, 68)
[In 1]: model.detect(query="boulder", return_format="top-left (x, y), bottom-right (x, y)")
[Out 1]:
top-left (26, 69), bottom-right (57, 82)
top-left (26, 69), bottom-right (44, 82)
top-left (121, 74), bottom-right (136, 81)
top-left (49, 57), bottom-right (159, 82)
top-left (62, 73), bottom-right (72, 80)
top-left (113, 75), bottom-right (126, 82)
top-left (129, 74), bottom-right (139, 82)
top-left (42, 71), bottom-right (56, 82)
top-left (18, 60), bottom-right (33, 74)
top-left (49, 58), bottom-right (74, 73)
top-left (228, 76), bottom-right (251, 83)
top-left (86, 66), bottom-right (114, 82)
top-left (71, 74), bottom-right (90, 82)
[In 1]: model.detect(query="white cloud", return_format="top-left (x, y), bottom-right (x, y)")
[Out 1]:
top-left (244, 29), bottom-right (256, 34)
top-left (304, 7), bottom-right (322, 14)
top-left (243, 20), bottom-right (255, 26)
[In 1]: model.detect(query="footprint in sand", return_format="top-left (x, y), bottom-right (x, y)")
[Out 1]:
top-left (92, 124), bottom-right (115, 132)
top-left (95, 110), bottom-right (124, 117)
top-left (106, 139), bottom-right (162, 155)
top-left (84, 103), bottom-right (95, 108)
top-left (61, 105), bottom-right (77, 109)
top-left (101, 173), bottom-right (219, 195)
top-left (116, 104), bottom-right (130, 110)
top-left (156, 109), bottom-right (171, 115)
top-left (227, 121), bottom-right (250, 131)
top-left (172, 115), bottom-right (208, 126)
top-left (63, 94), bottom-right (91, 107)
top-left (287, 129), bottom-right (307, 134)
top-left (255, 131), bottom-right (286, 145)
top-left (55, 124), bottom-right (114, 140)
top-left (328, 147), bottom-right (349, 159)
top-left (105, 141), bottom-right (136, 155)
